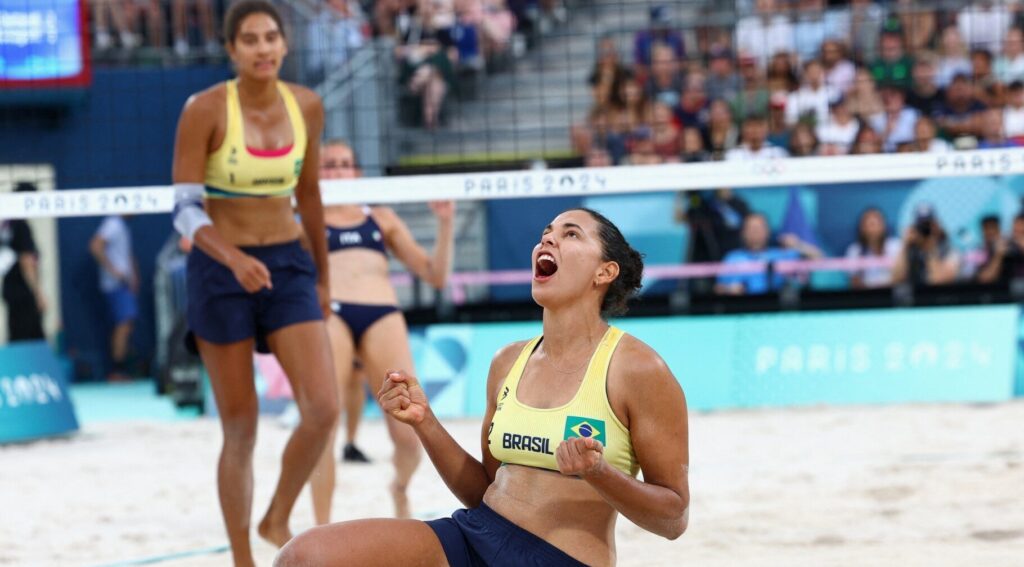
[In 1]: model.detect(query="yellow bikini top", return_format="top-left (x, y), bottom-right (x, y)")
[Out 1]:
top-left (204, 80), bottom-right (307, 198)
top-left (488, 326), bottom-right (639, 477)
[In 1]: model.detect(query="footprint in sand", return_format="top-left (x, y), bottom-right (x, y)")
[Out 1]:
top-left (971, 529), bottom-right (1024, 542)
top-left (866, 485), bottom-right (915, 502)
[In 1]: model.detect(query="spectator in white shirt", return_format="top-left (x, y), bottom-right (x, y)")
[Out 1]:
top-left (846, 207), bottom-right (902, 289)
top-left (995, 26), bottom-right (1024, 84)
top-left (957, 0), bottom-right (1013, 53)
top-left (821, 39), bottom-right (856, 94)
top-left (306, 0), bottom-right (367, 81)
top-left (869, 84), bottom-right (920, 152)
top-left (816, 95), bottom-right (860, 153)
top-left (786, 59), bottom-right (837, 127)
top-left (735, 0), bottom-right (795, 70)
top-left (936, 25), bottom-right (973, 88)
top-left (1004, 80), bottom-right (1024, 140)
top-left (725, 114), bottom-right (790, 160)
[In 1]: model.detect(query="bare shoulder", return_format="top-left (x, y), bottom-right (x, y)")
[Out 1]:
top-left (183, 83), bottom-right (225, 116)
top-left (284, 82), bottom-right (323, 111)
top-left (369, 205), bottom-right (399, 225)
top-left (610, 334), bottom-right (681, 400)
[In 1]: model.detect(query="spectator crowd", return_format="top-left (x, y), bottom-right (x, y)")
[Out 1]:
top-left (572, 0), bottom-right (1024, 296)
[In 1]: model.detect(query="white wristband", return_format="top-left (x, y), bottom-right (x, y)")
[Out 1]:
top-left (172, 183), bottom-right (212, 240)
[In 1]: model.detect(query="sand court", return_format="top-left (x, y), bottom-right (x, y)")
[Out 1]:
top-left (3, 399), bottom-right (1022, 567)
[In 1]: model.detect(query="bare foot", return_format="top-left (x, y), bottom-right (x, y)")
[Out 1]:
top-left (257, 515), bottom-right (293, 549)
top-left (390, 481), bottom-right (411, 519)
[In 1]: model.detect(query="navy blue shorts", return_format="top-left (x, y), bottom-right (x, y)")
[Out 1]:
top-left (331, 301), bottom-right (399, 346)
top-left (425, 503), bottom-right (588, 567)
top-left (104, 285), bottom-right (138, 324)
top-left (186, 240), bottom-right (322, 354)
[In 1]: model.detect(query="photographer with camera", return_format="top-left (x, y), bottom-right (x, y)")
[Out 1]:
top-left (892, 203), bottom-right (961, 286)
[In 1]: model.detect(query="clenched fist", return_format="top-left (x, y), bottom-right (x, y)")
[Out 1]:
top-left (556, 436), bottom-right (606, 479)
top-left (378, 370), bottom-right (429, 426)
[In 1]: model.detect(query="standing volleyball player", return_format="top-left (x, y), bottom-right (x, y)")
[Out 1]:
top-left (171, 2), bottom-right (337, 565)
top-left (278, 208), bottom-right (689, 567)
top-left (309, 140), bottom-right (455, 523)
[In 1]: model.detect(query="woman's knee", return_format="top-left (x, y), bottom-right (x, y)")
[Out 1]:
top-left (300, 395), bottom-right (340, 433)
top-left (274, 529), bottom-right (322, 567)
top-left (220, 412), bottom-right (258, 450)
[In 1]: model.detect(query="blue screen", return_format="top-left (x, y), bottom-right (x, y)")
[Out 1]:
top-left (0, 0), bottom-right (84, 81)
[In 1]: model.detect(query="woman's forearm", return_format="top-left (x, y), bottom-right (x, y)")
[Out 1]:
top-left (583, 462), bottom-right (689, 540)
top-left (414, 410), bottom-right (491, 507)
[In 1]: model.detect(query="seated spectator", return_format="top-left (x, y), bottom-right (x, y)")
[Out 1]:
top-left (645, 42), bottom-right (685, 108)
top-left (850, 123), bottom-right (883, 154)
top-left (847, 66), bottom-right (884, 120)
top-left (703, 99), bottom-right (740, 159)
top-left (975, 214), bottom-right (1004, 283)
top-left (726, 114), bottom-right (790, 160)
top-left (911, 116), bottom-right (953, 153)
top-left (869, 30), bottom-right (914, 90)
top-left (895, 0), bottom-right (937, 54)
top-left (733, 54), bottom-right (770, 120)
top-left (634, 5), bottom-right (685, 75)
top-left (715, 212), bottom-right (823, 295)
top-left (706, 47), bottom-right (741, 103)
top-left (735, 0), bottom-right (795, 70)
top-left (977, 108), bottom-right (1018, 149)
top-left (906, 53), bottom-right (943, 117)
top-left (92, 0), bottom-right (137, 52)
top-left (675, 71), bottom-right (710, 129)
top-left (846, 0), bottom-right (886, 61)
top-left (767, 93), bottom-right (791, 149)
top-left (172, 0), bottom-right (220, 59)
top-left (792, 0), bottom-right (849, 64)
top-left (995, 27), bottom-right (1024, 84)
top-left (788, 123), bottom-right (819, 157)
top-left (869, 83), bottom-right (919, 152)
top-left (846, 207), bottom-right (902, 289)
top-left (681, 127), bottom-right (710, 162)
top-left (936, 25), bottom-right (972, 88)
top-left (892, 203), bottom-right (961, 286)
top-left (611, 76), bottom-right (653, 137)
top-left (816, 95), bottom-right (860, 154)
top-left (957, 0), bottom-right (1013, 53)
top-left (1004, 81), bottom-right (1024, 141)
top-left (584, 147), bottom-right (613, 167)
top-left (460, 0), bottom-right (516, 60)
top-left (821, 39), bottom-right (856, 94)
top-left (786, 59), bottom-right (838, 127)
top-left (126, 0), bottom-right (165, 50)
top-left (395, 0), bottom-right (459, 129)
top-left (970, 48), bottom-right (1000, 105)
top-left (650, 103), bottom-right (681, 159)
top-left (977, 213), bottom-right (1024, 285)
top-left (306, 0), bottom-right (368, 81)
top-left (933, 72), bottom-right (988, 142)
top-left (587, 35), bottom-right (629, 111)
top-left (766, 52), bottom-right (799, 94)
top-left (622, 129), bottom-right (664, 165)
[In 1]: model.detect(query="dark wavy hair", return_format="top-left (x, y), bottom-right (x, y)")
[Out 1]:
top-left (224, 0), bottom-right (286, 44)
top-left (570, 208), bottom-right (645, 316)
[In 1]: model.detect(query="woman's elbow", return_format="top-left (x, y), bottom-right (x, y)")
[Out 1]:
top-left (663, 503), bottom-right (690, 541)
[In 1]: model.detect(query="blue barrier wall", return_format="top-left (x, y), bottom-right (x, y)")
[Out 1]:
top-left (409, 305), bottom-right (1020, 416)
top-left (0, 65), bottom-right (231, 380)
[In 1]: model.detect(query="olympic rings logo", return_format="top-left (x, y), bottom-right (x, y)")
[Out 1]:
top-left (752, 161), bottom-right (786, 176)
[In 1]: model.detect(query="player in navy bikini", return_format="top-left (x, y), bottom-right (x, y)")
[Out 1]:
top-left (309, 140), bottom-right (455, 523)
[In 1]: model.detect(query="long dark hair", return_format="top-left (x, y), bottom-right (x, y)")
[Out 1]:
top-left (855, 207), bottom-right (889, 255)
top-left (569, 208), bottom-right (645, 316)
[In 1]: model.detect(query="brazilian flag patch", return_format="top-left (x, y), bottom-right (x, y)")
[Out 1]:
top-left (564, 416), bottom-right (606, 445)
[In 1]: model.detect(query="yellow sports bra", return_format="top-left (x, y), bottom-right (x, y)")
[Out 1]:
top-left (488, 326), bottom-right (639, 477)
top-left (204, 80), bottom-right (307, 198)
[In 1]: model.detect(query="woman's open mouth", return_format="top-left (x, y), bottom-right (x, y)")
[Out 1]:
top-left (534, 253), bottom-right (558, 281)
